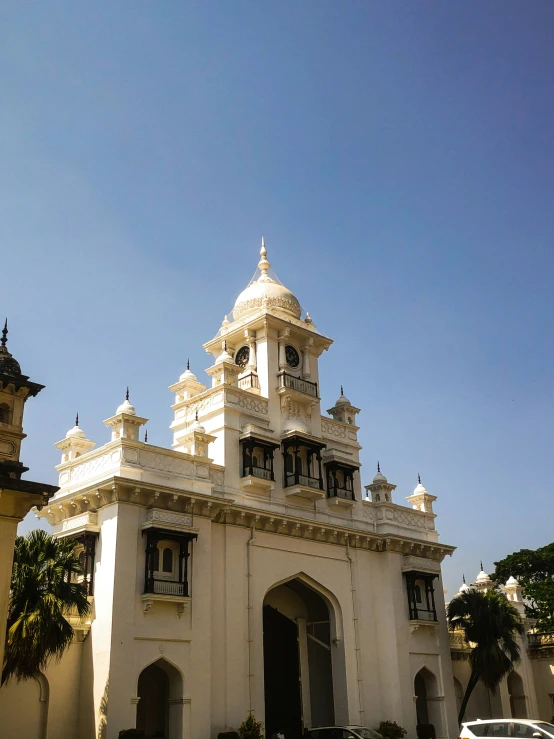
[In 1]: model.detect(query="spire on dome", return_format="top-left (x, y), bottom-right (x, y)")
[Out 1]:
top-left (480, 560), bottom-right (484, 571)
top-left (418, 473), bottom-right (421, 485)
top-left (1, 318), bottom-right (7, 347)
top-left (187, 359), bottom-right (190, 370)
top-left (75, 412), bottom-right (79, 427)
top-left (126, 386), bottom-right (130, 401)
top-left (463, 574), bottom-right (466, 583)
top-left (377, 461), bottom-right (381, 474)
top-left (258, 237), bottom-right (271, 277)
top-left (145, 429), bottom-right (148, 443)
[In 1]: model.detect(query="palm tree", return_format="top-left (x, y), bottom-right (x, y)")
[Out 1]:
top-left (447, 587), bottom-right (524, 725)
top-left (2, 529), bottom-right (91, 685)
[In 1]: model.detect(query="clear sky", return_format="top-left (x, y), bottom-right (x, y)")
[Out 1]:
top-left (2, 1), bottom-right (553, 597)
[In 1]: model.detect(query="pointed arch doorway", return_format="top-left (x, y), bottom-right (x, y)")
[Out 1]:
top-left (263, 578), bottom-right (339, 738)
top-left (136, 658), bottom-right (184, 739)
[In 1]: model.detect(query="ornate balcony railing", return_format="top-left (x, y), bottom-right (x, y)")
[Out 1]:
top-left (149, 579), bottom-right (186, 597)
top-left (238, 372), bottom-right (260, 391)
top-left (278, 372), bottom-right (318, 398)
top-left (528, 632), bottom-right (554, 648)
top-left (286, 473), bottom-right (321, 490)
top-left (248, 466), bottom-right (273, 481)
top-left (327, 486), bottom-right (355, 501)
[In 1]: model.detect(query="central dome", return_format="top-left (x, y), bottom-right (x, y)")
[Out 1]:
top-left (232, 239), bottom-right (302, 320)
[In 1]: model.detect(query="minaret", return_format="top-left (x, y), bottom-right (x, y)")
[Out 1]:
top-left (55, 413), bottom-right (96, 464)
top-left (474, 563), bottom-right (494, 592)
top-left (0, 319), bottom-right (58, 672)
top-left (103, 388), bottom-right (148, 441)
top-left (503, 575), bottom-right (526, 616)
top-left (406, 474), bottom-right (437, 514)
top-left (365, 463), bottom-right (397, 503)
top-left (326, 387), bottom-right (360, 426)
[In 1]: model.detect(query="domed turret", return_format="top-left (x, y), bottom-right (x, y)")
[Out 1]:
top-left (66, 412), bottom-right (86, 439)
top-left (189, 411), bottom-right (205, 434)
top-left (474, 562), bottom-right (494, 591)
top-left (365, 463), bottom-right (396, 503)
top-left (179, 359), bottom-right (198, 383)
top-left (372, 461), bottom-right (387, 484)
top-left (0, 320), bottom-right (22, 377)
top-left (116, 388), bottom-right (136, 416)
top-left (55, 412), bottom-right (95, 463)
top-left (232, 239), bottom-right (302, 320)
top-left (335, 386), bottom-right (351, 407)
top-left (459, 575), bottom-right (470, 593)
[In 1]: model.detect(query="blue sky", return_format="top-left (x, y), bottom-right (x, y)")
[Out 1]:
top-left (2, 1), bottom-right (553, 597)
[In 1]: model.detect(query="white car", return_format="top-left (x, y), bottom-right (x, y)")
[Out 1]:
top-left (305, 727), bottom-right (384, 739)
top-left (460, 720), bottom-right (554, 739)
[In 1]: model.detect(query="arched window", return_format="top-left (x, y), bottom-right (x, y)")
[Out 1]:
top-left (252, 454), bottom-right (260, 468)
top-left (0, 403), bottom-right (11, 424)
top-left (153, 547), bottom-right (160, 572)
top-left (162, 547), bottom-right (174, 574)
top-left (375, 494), bottom-right (380, 502)
top-left (285, 453), bottom-right (294, 473)
top-left (414, 584), bottom-right (423, 604)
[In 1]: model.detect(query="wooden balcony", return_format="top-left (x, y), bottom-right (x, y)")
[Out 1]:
top-left (326, 486), bottom-right (355, 508)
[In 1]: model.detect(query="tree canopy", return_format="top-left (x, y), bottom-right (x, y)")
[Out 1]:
top-left (2, 529), bottom-right (91, 685)
top-left (447, 588), bottom-right (523, 725)
top-left (493, 542), bottom-right (554, 632)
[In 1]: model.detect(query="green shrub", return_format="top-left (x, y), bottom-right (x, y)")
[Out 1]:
top-left (238, 713), bottom-right (264, 739)
top-left (118, 731), bottom-right (145, 739)
top-left (377, 721), bottom-right (408, 739)
top-left (416, 725), bottom-right (436, 739)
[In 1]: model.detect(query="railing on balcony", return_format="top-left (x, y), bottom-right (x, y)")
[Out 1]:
top-left (238, 372), bottom-right (260, 391)
top-left (247, 466), bottom-right (273, 481)
top-left (449, 633), bottom-right (470, 650)
top-left (286, 473), bottom-right (321, 490)
top-left (148, 579), bottom-right (186, 597)
top-left (278, 372), bottom-right (318, 398)
top-left (528, 632), bottom-right (554, 648)
top-left (327, 486), bottom-right (355, 501)
top-left (412, 609), bottom-right (438, 622)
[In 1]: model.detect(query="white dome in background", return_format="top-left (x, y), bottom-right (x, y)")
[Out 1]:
top-left (505, 575), bottom-right (519, 587)
top-left (189, 412), bottom-right (205, 434)
top-left (373, 463), bottom-right (387, 484)
top-left (335, 386), bottom-right (351, 406)
top-left (232, 239), bottom-right (302, 321)
top-left (476, 569), bottom-right (491, 583)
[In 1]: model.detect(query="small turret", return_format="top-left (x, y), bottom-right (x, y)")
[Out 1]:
top-left (365, 463), bottom-right (397, 503)
top-left (55, 413), bottom-right (96, 463)
top-left (326, 386), bottom-right (360, 426)
top-left (406, 474), bottom-right (437, 514)
top-left (104, 388), bottom-right (148, 442)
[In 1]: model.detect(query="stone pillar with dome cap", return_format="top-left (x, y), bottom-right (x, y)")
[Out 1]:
top-left (54, 413), bottom-right (96, 464)
top-left (326, 387), bottom-right (360, 426)
top-left (365, 463), bottom-right (397, 503)
top-left (0, 319), bottom-right (58, 672)
top-left (103, 389), bottom-right (148, 441)
top-left (406, 475), bottom-right (437, 514)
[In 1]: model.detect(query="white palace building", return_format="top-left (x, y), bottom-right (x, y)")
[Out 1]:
top-left (0, 241), bottom-right (552, 739)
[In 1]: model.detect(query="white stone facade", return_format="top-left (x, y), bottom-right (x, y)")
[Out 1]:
top-left (2, 241), bottom-right (550, 739)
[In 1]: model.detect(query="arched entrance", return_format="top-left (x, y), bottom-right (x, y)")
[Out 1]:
top-left (414, 668), bottom-right (444, 735)
top-left (136, 658), bottom-right (184, 739)
top-left (508, 672), bottom-right (527, 719)
top-left (263, 578), bottom-right (338, 738)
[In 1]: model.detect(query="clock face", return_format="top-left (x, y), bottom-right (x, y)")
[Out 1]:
top-left (235, 345), bottom-right (250, 368)
top-left (285, 345), bottom-right (300, 368)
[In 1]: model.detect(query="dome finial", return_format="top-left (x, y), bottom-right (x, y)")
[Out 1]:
top-left (126, 386), bottom-right (130, 401)
top-left (463, 574), bottom-right (466, 584)
top-left (377, 461), bottom-right (381, 474)
top-left (1, 318), bottom-right (7, 347)
top-left (480, 560), bottom-right (484, 571)
top-left (144, 429), bottom-right (148, 443)
top-left (187, 358), bottom-right (190, 370)
top-left (418, 472), bottom-right (421, 485)
top-left (195, 410), bottom-right (199, 422)
top-left (258, 237), bottom-right (271, 276)
top-left (75, 412), bottom-right (79, 427)
top-left (341, 385), bottom-right (344, 396)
